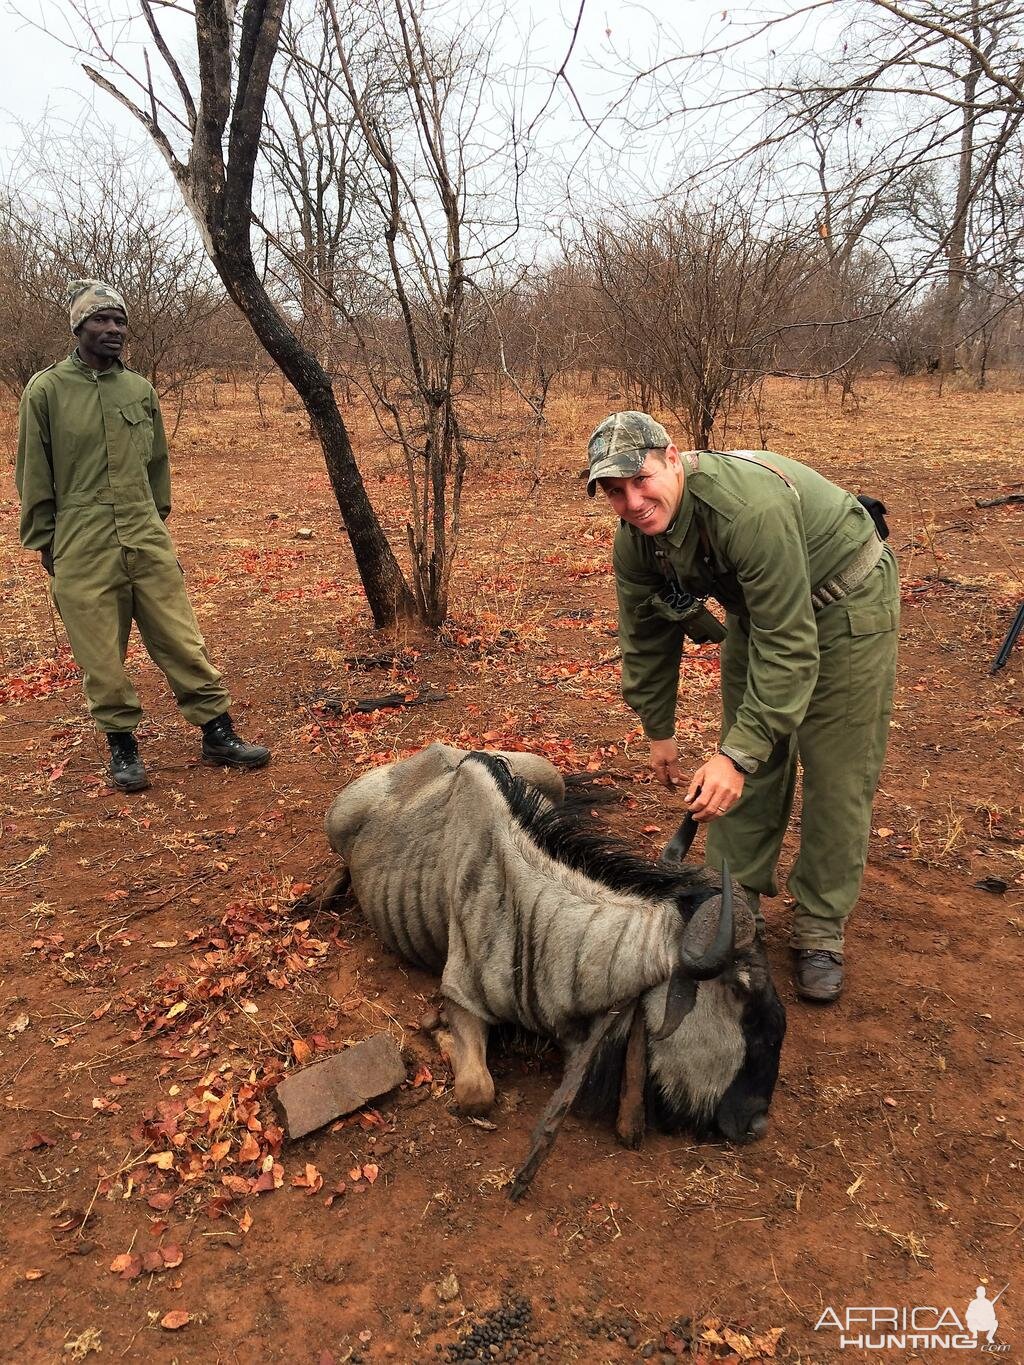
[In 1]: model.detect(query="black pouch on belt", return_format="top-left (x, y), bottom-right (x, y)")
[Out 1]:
top-left (640, 583), bottom-right (728, 643)
top-left (856, 495), bottom-right (890, 541)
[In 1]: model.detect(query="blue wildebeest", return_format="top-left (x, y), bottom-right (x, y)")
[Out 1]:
top-left (325, 742), bottom-right (786, 1169)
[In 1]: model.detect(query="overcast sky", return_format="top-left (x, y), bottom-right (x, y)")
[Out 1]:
top-left (0, 0), bottom-right (796, 185)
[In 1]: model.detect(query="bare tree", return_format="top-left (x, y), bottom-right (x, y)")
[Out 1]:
top-left (579, 198), bottom-right (807, 448)
top-left (260, 1), bottom-right (380, 381)
top-left (600, 0), bottom-right (1024, 382)
top-left (0, 195), bottom-right (67, 392)
top-left (261, 0), bottom-right (531, 627)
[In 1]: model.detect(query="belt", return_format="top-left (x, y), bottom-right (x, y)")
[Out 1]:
top-left (60, 492), bottom-right (153, 508)
top-left (811, 536), bottom-right (884, 611)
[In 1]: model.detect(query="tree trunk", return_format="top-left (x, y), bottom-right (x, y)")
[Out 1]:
top-left (939, 3), bottom-right (982, 383)
top-left (216, 243), bottom-right (416, 625)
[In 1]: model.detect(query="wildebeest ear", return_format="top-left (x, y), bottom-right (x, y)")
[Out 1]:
top-left (733, 898), bottom-right (756, 951)
top-left (651, 968), bottom-right (698, 1039)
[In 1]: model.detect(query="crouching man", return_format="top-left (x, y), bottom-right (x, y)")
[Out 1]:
top-left (587, 412), bottom-right (899, 1003)
top-left (15, 279), bottom-right (270, 792)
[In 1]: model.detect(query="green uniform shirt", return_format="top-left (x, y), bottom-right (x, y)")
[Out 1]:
top-left (15, 352), bottom-right (171, 552)
top-left (613, 450), bottom-right (876, 761)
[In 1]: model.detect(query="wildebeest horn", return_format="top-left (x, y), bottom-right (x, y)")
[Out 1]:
top-left (652, 968), bottom-right (698, 1040)
top-left (658, 810), bottom-right (699, 867)
top-left (679, 862), bottom-right (735, 979)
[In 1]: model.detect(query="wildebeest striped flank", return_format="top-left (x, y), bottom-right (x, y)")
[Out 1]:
top-left (325, 742), bottom-right (786, 1144)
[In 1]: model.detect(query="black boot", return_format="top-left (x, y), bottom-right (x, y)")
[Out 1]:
top-left (200, 713), bottom-right (271, 770)
top-left (106, 731), bottom-right (150, 793)
top-left (793, 949), bottom-right (844, 1003)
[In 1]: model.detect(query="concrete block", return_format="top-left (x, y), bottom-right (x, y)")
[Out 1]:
top-left (274, 1034), bottom-right (407, 1140)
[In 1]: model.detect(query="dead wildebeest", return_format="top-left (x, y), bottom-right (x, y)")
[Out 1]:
top-left (324, 742), bottom-right (786, 1195)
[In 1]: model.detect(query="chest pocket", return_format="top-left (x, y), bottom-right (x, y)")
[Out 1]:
top-left (120, 401), bottom-right (154, 459)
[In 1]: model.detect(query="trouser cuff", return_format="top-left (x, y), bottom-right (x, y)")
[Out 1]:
top-left (181, 698), bottom-right (233, 727)
top-left (790, 911), bottom-right (846, 954)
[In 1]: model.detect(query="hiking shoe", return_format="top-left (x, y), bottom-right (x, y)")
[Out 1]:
top-left (200, 713), bottom-right (271, 770)
top-left (793, 949), bottom-right (844, 1003)
top-left (106, 731), bottom-right (150, 793)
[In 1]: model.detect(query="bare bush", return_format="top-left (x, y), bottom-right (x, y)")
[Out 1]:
top-left (0, 126), bottom-right (223, 414)
top-left (579, 199), bottom-right (807, 448)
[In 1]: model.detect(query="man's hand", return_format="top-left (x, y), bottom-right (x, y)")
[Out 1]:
top-left (649, 737), bottom-right (684, 788)
top-left (685, 752), bottom-right (744, 822)
top-left (40, 546), bottom-right (54, 576)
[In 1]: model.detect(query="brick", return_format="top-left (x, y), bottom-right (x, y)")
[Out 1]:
top-left (273, 1034), bottom-right (407, 1140)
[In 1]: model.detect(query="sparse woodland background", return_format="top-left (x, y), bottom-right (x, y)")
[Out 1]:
top-left (3, 0), bottom-right (1024, 627)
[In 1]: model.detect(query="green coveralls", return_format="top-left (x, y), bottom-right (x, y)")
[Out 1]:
top-left (613, 451), bottom-right (900, 953)
top-left (15, 353), bottom-right (231, 733)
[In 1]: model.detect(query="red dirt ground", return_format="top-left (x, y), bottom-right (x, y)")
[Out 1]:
top-left (1, 375), bottom-right (1022, 1364)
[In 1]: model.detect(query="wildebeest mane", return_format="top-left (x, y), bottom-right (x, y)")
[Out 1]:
top-left (463, 752), bottom-right (717, 907)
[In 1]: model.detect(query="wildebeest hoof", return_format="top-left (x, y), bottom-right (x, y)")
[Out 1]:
top-left (454, 1072), bottom-right (495, 1116)
top-left (615, 1115), bottom-right (645, 1150)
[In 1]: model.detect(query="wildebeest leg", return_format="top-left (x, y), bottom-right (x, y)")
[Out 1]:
top-left (443, 999), bottom-right (494, 1115)
top-left (508, 1007), bottom-right (623, 1202)
top-left (615, 1004), bottom-right (647, 1151)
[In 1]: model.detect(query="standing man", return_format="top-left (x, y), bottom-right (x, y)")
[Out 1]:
top-left (587, 412), bottom-right (899, 1003)
top-left (15, 279), bottom-right (271, 793)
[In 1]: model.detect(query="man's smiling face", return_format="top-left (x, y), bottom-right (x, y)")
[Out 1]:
top-left (599, 446), bottom-right (685, 536)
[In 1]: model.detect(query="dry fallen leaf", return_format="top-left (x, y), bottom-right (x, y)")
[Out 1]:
top-left (722, 1328), bottom-right (754, 1356)
top-left (109, 1252), bottom-right (142, 1280)
top-left (160, 1310), bottom-right (191, 1330)
top-left (237, 1132), bottom-right (261, 1163)
top-left (876, 827), bottom-right (894, 839)
top-left (750, 1326), bottom-right (785, 1358)
top-left (24, 1268), bottom-right (45, 1281)
top-left (292, 1038), bottom-right (312, 1064)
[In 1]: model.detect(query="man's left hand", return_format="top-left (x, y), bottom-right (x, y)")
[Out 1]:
top-left (685, 753), bottom-right (744, 823)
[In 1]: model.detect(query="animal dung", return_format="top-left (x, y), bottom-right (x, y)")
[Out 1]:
top-left (274, 1034), bottom-right (407, 1140)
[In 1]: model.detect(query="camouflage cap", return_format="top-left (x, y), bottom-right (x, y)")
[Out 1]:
top-left (586, 411), bottom-right (671, 495)
top-left (67, 280), bottom-right (128, 333)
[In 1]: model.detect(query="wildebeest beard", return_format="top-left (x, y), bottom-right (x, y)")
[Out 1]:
top-left (324, 742), bottom-right (786, 1151)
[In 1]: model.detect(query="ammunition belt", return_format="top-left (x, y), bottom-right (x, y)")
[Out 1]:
top-left (811, 536), bottom-right (885, 611)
